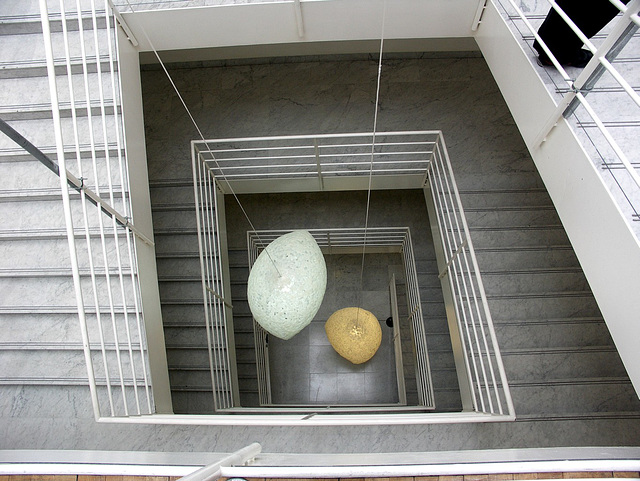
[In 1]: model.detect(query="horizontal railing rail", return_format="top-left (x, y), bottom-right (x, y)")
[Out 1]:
top-left (193, 131), bottom-right (440, 192)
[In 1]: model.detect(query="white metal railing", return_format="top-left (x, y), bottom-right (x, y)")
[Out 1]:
top-left (38, 0), bottom-right (154, 417)
top-left (193, 131), bottom-right (439, 193)
top-left (192, 148), bottom-right (238, 411)
top-left (246, 244), bottom-right (272, 406)
top-left (247, 227), bottom-right (435, 409)
top-left (425, 134), bottom-right (515, 417)
top-left (497, 0), bottom-right (640, 226)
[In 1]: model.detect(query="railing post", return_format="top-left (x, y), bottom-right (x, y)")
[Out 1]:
top-left (314, 138), bottom-right (324, 191)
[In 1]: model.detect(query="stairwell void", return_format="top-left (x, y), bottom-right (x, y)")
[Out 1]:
top-left (184, 131), bottom-right (514, 421)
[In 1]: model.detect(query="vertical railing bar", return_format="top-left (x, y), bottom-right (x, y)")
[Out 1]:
top-left (248, 240), bottom-right (264, 405)
top-left (193, 151), bottom-right (219, 411)
top-left (102, 0), bottom-right (149, 411)
top-left (431, 152), bottom-right (483, 411)
top-left (433, 141), bottom-right (492, 411)
top-left (109, 10), bottom-right (151, 412)
top-left (402, 239), bottom-right (423, 405)
top-left (205, 167), bottom-right (228, 409)
top-left (204, 166), bottom-right (222, 409)
top-left (459, 243), bottom-right (501, 413)
top-left (202, 162), bottom-right (223, 410)
top-left (76, 0), bottom-right (117, 416)
top-left (203, 165), bottom-right (221, 409)
top-left (72, 0), bottom-right (119, 416)
top-left (439, 134), bottom-right (513, 415)
top-left (39, 0), bottom-right (102, 420)
top-left (59, 0), bottom-right (115, 416)
top-left (452, 249), bottom-right (491, 412)
top-left (427, 160), bottom-right (476, 407)
top-left (435, 142), bottom-right (493, 413)
top-left (87, 0), bottom-right (130, 415)
top-left (436, 145), bottom-right (493, 412)
top-left (408, 243), bottom-right (427, 404)
top-left (207, 170), bottom-right (229, 409)
top-left (406, 228), bottom-right (434, 406)
top-left (211, 170), bottom-right (234, 408)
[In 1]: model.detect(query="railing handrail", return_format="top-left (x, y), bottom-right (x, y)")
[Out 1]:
top-left (497, 0), bottom-right (640, 221)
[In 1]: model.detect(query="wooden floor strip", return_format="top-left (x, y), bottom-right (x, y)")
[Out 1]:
top-left (2, 473), bottom-right (639, 481)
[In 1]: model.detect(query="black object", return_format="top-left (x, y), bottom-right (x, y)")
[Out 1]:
top-left (533, 0), bottom-right (628, 67)
top-left (385, 316), bottom-right (393, 328)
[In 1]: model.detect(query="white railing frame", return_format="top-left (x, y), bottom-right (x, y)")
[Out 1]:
top-left (193, 131), bottom-right (439, 191)
top-left (426, 135), bottom-right (515, 417)
top-left (192, 153), bottom-right (237, 411)
top-left (247, 227), bottom-right (435, 409)
top-left (39, 0), bottom-right (154, 418)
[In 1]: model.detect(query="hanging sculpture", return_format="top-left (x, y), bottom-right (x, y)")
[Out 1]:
top-left (247, 230), bottom-right (327, 340)
top-left (325, 307), bottom-right (382, 364)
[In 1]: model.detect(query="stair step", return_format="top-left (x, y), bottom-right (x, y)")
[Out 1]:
top-left (154, 234), bottom-right (201, 255)
top-left (501, 346), bottom-right (628, 381)
top-left (458, 188), bottom-right (552, 209)
top-left (0, 384), bottom-right (95, 418)
top-left (156, 257), bottom-right (202, 277)
top-left (149, 184), bottom-right (196, 205)
top-left (487, 291), bottom-right (601, 320)
top-left (168, 368), bottom-right (214, 389)
top-left (475, 246), bottom-right (580, 270)
top-left (150, 209), bottom-right (198, 230)
top-left (159, 280), bottom-right (205, 300)
top-left (509, 378), bottom-right (640, 415)
top-left (494, 319), bottom-right (613, 349)
top-left (469, 226), bottom-right (571, 249)
top-left (481, 268), bottom-right (589, 295)
top-left (170, 390), bottom-right (215, 414)
top-left (464, 206), bottom-right (561, 229)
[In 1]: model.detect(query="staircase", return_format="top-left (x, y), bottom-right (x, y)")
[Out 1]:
top-left (0, 0), bottom-right (138, 421)
top-left (2, 0), bottom-right (640, 452)
top-left (464, 183), bottom-right (640, 419)
top-left (149, 179), bottom-right (214, 413)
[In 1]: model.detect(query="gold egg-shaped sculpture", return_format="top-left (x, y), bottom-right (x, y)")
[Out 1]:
top-left (325, 307), bottom-right (382, 364)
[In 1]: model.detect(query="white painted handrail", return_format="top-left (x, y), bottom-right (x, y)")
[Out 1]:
top-left (499, 0), bottom-right (640, 221)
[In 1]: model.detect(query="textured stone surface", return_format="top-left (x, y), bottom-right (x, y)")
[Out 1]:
top-left (325, 307), bottom-right (382, 365)
top-left (247, 230), bottom-right (327, 340)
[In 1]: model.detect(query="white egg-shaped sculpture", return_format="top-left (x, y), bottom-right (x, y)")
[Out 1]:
top-left (247, 230), bottom-right (327, 340)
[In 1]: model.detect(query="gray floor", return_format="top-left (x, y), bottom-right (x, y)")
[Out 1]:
top-left (268, 253), bottom-right (401, 405)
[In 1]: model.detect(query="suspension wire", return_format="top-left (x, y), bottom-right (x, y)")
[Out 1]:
top-left (122, 1), bottom-right (282, 276)
top-left (358, 0), bottom-right (387, 322)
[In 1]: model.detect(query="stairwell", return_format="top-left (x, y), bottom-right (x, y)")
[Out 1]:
top-left (1, 0), bottom-right (640, 452)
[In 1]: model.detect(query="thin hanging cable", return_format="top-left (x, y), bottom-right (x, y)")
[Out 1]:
top-left (122, 0), bottom-right (282, 276)
top-left (358, 0), bottom-right (387, 319)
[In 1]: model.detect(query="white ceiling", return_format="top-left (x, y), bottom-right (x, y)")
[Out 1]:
top-left (121, 0), bottom-right (483, 62)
